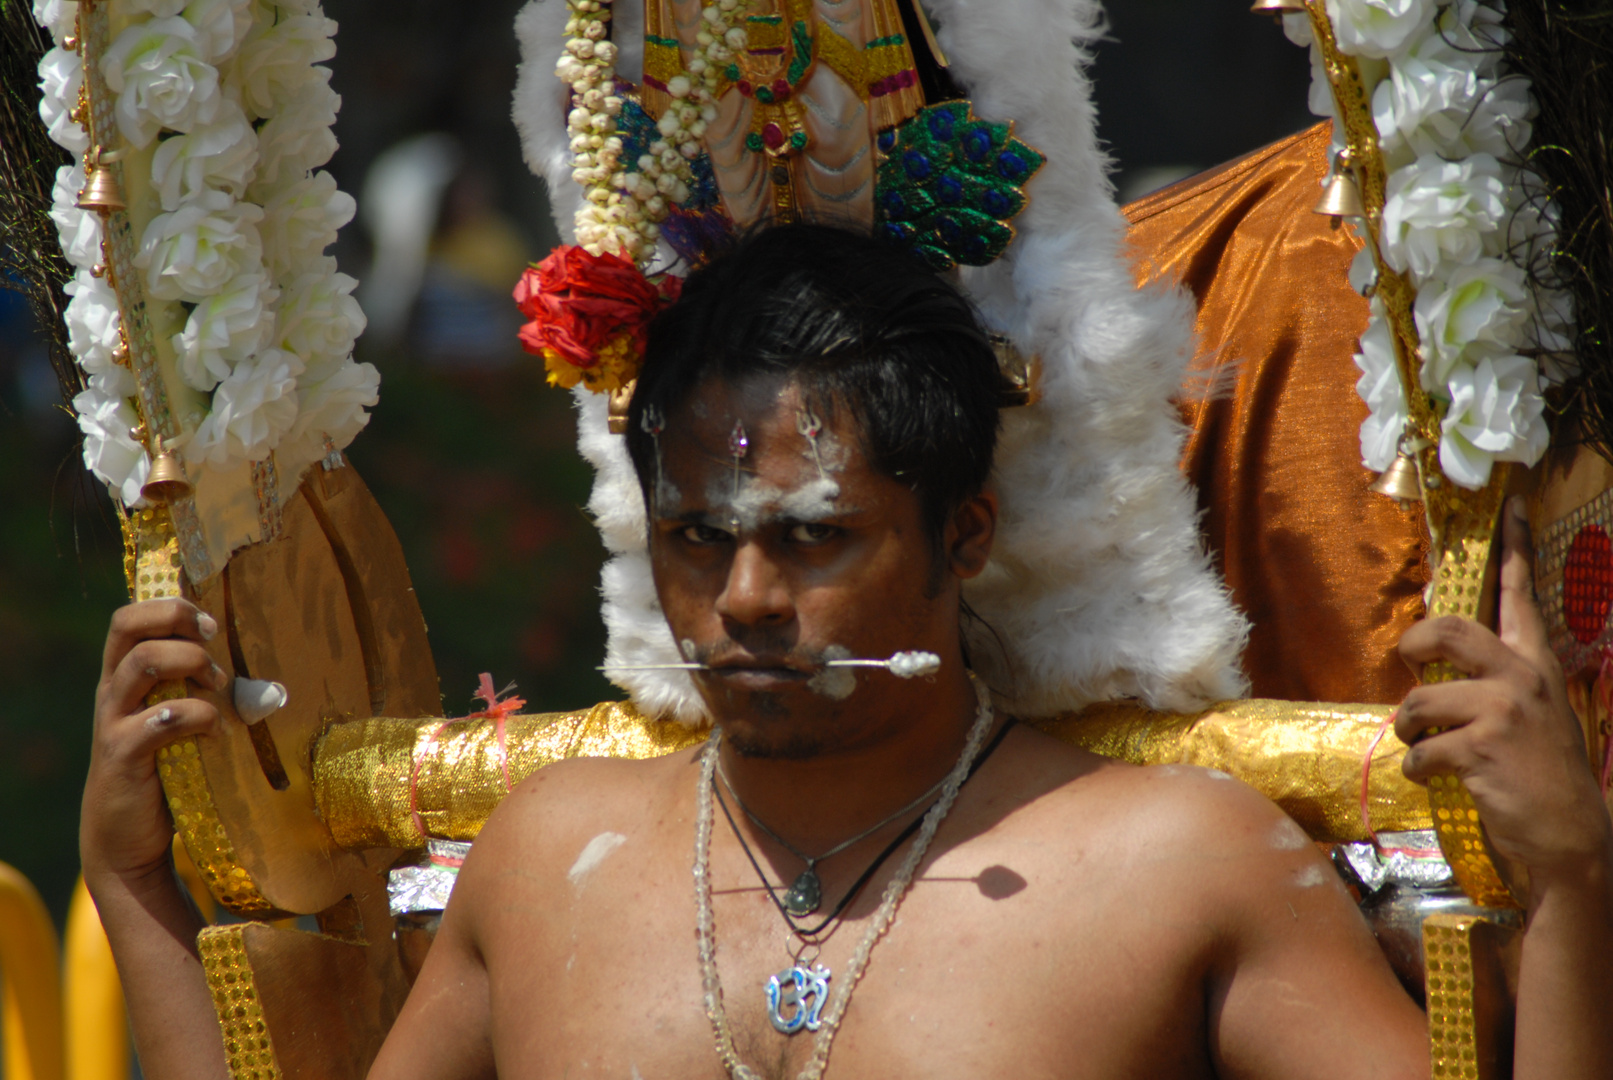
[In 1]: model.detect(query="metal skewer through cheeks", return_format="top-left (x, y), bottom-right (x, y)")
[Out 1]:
top-left (600, 650), bottom-right (942, 679)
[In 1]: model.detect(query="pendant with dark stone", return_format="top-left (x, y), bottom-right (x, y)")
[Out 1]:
top-left (783, 868), bottom-right (822, 917)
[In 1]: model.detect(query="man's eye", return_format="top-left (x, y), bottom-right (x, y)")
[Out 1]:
top-left (680, 523), bottom-right (732, 545)
top-left (786, 522), bottom-right (838, 544)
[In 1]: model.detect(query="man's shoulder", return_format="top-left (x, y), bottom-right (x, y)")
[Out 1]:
top-left (454, 747), bottom-right (698, 899)
top-left (991, 725), bottom-right (1323, 892)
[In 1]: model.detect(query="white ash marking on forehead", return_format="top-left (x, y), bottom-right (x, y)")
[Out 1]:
top-left (705, 473), bottom-right (843, 533)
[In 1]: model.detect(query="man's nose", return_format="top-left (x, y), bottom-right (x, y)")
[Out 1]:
top-left (715, 539), bottom-right (793, 628)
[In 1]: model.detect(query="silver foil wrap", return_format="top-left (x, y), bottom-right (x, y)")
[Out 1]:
top-left (388, 839), bottom-right (472, 916)
top-left (1334, 830), bottom-right (1454, 893)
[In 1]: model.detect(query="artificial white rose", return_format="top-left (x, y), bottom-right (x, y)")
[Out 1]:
top-left (135, 189), bottom-right (265, 301)
top-left (63, 269), bottom-right (124, 375)
top-left (1420, 278), bottom-right (1528, 391)
top-left (1414, 257), bottom-right (1531, 389)
top-left (1305, 45), bottom-right (1337, 122)
top-left (183, 0), bottom-right (255, 63)
top-left (231, 14), bottom-right (337, 119)
top-left (150, 101), bottom-right (259, 211)
top-left (1282, 11), bottom-right (1314, 46)
top-left (1434, 0), bottom-right (1509, 71)
top-left (277, 357), bottom-right (378, 475)
top-left (74, 385), bottom-right (151, 506)
top-left (1380, 153), bottom-right (1509, 278)
top-left (1325, 0), bottom-right (1434, 58)
top-left (1503, 192), bottom-right (1561, 279)
top-left (32, 0), bottom-right (78, 45)
top-left (172, 271), bottom-right (279, 391)
top-left (1372, 36), bottom-right (1532, 167)
top-left (1348, 242), bottom-right (1378, 296)
top-left (50, 164), bottom-right (103, 271)
top-left (1439, 353), bottom-right (1548, 489)
top-left (102, 16), bottom-right (222, 148)
top-left (275, 269), bottom-right (364, 373)
top-left (252, 76), bottom-right (339, 189)
top-left (189, 347), bottom-right (303, 466)
top-left (37, 47), bottom-right (89, 155)
top-left (122, 0), bottom-right (190, 15)
top-left (258, 170), bottom-right (354, 280)
top-left (1353, 301), bottom-right (1408, 472)
top-left (1529, 288), bottom-right (1578, 384)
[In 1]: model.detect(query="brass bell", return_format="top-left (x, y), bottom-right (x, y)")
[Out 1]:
top-left (607, 379), bottom-right (636, 435)
top-left (1249, 0), bottom-right (1306, 14)
top-left (1370, 449), bottom-right (1423, 506)
top-left (1314, 151), bottom-right (1365, 220)
top-left (141, 436), bottom-right (193, 504)
top-left (77, 146), bottom-right (127, 215)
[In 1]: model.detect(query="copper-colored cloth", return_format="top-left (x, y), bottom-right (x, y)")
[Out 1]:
top-left (1123, 122), bottom-right (1426, 704)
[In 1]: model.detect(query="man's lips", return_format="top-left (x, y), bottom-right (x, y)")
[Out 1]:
top-left (706, 656), bottom-right (813, 681)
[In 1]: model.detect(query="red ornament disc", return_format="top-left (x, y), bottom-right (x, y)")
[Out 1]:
top-left (1564, 524), bottom-right (1613, 644)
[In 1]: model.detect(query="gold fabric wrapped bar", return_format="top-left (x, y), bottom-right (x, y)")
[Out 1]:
top-left (314, 698), bottom-right (1429, 851)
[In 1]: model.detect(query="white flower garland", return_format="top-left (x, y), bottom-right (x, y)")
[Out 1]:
top-left (1290, 0), bottom-right (1572, 490)
top-left (34, 0), bottom-right (374, 506)
top-left (556, 0), bottom-right (746, 266)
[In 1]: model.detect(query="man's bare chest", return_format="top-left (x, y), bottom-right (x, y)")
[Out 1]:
top-left (478, 831), bottom-right (1218, 1079)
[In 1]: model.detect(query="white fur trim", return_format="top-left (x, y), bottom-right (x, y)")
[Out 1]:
top-left (514, 0), bottom-right (1250, 721)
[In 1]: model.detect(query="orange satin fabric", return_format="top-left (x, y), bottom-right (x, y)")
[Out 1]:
top-left (1122, 122), bottom-right (1426, 704)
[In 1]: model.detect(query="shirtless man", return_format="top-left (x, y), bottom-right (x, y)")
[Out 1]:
top-left (84, 225), bottom-right (1613, 1079)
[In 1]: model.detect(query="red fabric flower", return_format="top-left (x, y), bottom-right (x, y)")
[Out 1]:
top-left (513, 246), bottom-right (671, 369)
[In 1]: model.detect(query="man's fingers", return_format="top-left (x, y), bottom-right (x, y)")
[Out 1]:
top-left (103, 639), bottom-right (228, 718)
top-left (102, 599), bottom-right (218, 678)
top-left (1394, 680), bottom-right (1502, 746)
top-left (99, 699), bottom-right (220, 771)
top-left (1399, 614), bottom-right (1521, 681)
top-left (1400, 724), bottom-right (1475, 785)
top-left (1497, 496), bottom-right (1550, 664)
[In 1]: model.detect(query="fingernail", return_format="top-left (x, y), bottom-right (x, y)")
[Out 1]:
top-left (211, 664), bottom-right (230, 691)
top-left (147, 707), bottom-right (174, 729)
top-left (1510, 495), bottom-right (1528, 519)
top-left (197, 613), bottom-right (218, 640)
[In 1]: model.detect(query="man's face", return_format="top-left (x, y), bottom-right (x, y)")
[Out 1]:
top-left (647, 374), bottom-right (983, 758)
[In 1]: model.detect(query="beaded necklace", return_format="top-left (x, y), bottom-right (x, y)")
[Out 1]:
top-left (692, 676), bottom-right (997, 1080)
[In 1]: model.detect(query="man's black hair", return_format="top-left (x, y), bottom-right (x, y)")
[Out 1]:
top-left (624, 223), bottom-right (1004, 555)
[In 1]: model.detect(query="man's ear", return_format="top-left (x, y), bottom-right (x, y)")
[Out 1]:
top-left (947, 489), bottom-right (997, 580)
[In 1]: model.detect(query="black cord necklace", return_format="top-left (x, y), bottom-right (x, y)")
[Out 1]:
top-left (713, 717), bottom-right (1017, 939)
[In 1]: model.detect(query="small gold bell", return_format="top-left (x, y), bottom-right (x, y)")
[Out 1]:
top-left (142, 436), bottom-right (193, 504)
top-left (1370, 449), bottom-right (1422, 506)
top-left (607, 379), bottom-right (636, 435)
top-left (77, 146), bottom-right (127, 215)
top-left (1249, 0), bottom-right (1306, 14)
top-left (1314, 151), bottom-right (1365, 220)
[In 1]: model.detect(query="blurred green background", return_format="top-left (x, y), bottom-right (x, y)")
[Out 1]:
top-left (0, 0), bottom-right (1312, 928)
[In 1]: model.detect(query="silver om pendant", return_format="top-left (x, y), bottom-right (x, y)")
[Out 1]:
top-left (765, 962), bottom-right (831, 1034)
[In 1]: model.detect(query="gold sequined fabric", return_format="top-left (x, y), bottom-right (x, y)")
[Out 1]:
top-left (313, 702), bottom-right (706, 850)
top-left (1036, 699), bottom-right (1429, 842)
top-left (313, 698), bottom-right (1427, 849)
top-left (198, 926), bottom-right (282, 1080)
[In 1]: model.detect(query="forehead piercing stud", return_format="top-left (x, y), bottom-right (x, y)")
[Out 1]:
top-left (797, 409), bottom-right (826, 482)
top-left (727, 420), bottom-right (749, 531)
top-left (600, 650), bottom-right (942, 679)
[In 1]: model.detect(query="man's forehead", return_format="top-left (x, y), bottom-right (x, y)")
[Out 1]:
top-left (662, 375), bottom-right (855, 461)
